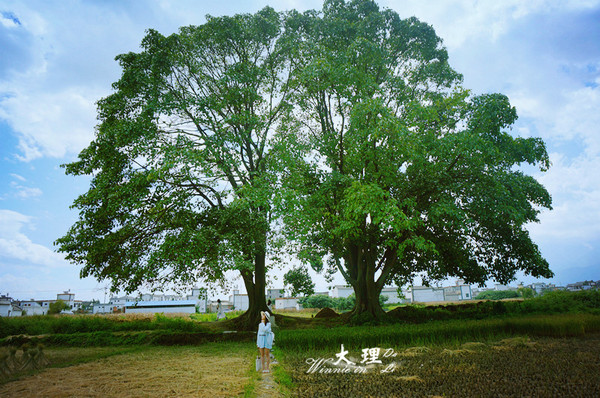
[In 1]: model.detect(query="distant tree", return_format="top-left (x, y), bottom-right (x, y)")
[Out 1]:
top-left (518, 287), bottom-right (536, 299)
top-left (283, 266), bottom-right (316, 297)
top-left (298, 294), bottom-right (335, 309)
top-left (475, 290), bottom-right (520, 300)
top-left (48, 300), bottom-right (69, 315)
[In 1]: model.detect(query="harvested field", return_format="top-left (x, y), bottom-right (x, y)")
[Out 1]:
top-left (0, 342), bottom-right (256, 398)
top-left (279, 333), bottom-right (600, 397)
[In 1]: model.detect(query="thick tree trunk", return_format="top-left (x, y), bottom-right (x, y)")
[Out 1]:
top-left (343, 246), bottom-right (388, 323)
top-left (348, 269), bottom-right (387, 323)
top-left (351, 277), bottom-right (386, 320)
top-left (233, 250), bottom-right (269, 331)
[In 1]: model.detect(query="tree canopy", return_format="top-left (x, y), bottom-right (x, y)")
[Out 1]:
top-left (275, 0), bottom-right (553, 321)
top-left (56, 6), bottom-right (294, 327)
top-left (57, 0), bottom-right (553, 325)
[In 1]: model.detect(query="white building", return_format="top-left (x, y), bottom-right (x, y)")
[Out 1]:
top-left (57, 291), bottom-right (75, 305)
top-left (494, 284), bottom-right (514, 291)
top-left (380, 287), bottom-right (411, 304)
top-left (187, 288), bottom-right (208, 313)
top-left (529, 282), bottom-right (549, 295)
top-left (1, 300), bottom-right (23, 317)
top-left (93, 303), bottom-right (125, 314)
top-left (125, 300), bottom-right (197, 314)
top-left (108, 296), bottom-right (137, 305)
top-left (330, 285), bottom-right (354, 298)
top-left (0, 296), bottom-right (13, 317)
top-left (229, 290), bottom-right (249, 311)
top-left (275, 297), bottom-right (301, 310)
top-left (18, 300), bottom-right (46, 315)
top-left (443, 285), bottom-right (472, 301)
top-left (267, 289), bottom-right (285, 301)
top-left (410, 286), bottom-right (445, 303)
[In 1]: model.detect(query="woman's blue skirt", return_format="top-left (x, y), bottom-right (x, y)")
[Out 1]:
top-left (258, 334), bottom-right (272, 349)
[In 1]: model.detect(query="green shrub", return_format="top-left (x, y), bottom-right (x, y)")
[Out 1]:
top-left (0, 314), bottom-right (211, 339)
top-left (475, 290), bottom-right (520, 300)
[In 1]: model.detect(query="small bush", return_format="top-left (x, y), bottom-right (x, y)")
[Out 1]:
top-left (475, 290), bottom-right (520, 300)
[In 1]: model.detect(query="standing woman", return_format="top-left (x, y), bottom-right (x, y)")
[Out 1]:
top-left (257, 311), bottom-right (273, 373)
top-left (216, 299), bottom-right (226, 320)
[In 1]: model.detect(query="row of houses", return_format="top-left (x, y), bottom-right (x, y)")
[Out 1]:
top-left (214, 282), bottom-right (473, 312)
top-left (0, 291), bottom-right (83, 317)
top-left (2, 279), bottom-right (598, 317)
top-left (93, 288), bottom-right (208, 314)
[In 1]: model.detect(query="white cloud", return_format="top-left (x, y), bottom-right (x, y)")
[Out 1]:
top-left (383, 0), bottom-right (600, 49)
top-left (9, 182), bottom-right (42, 199)
top-left (528, 151), bottom-right (600, 240)
top-left (9, 173), bottom-right (25, 182)
top-left (0, 87), bottom-right (99, 161)
top-left (0, 209), bottom-right (67, 267)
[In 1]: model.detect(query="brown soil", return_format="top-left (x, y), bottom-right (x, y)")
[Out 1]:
top-left (314, 308), bottom-right (340, 318)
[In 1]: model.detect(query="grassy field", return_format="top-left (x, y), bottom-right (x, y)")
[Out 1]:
top-left (1, 290), bottom-right (599, 397)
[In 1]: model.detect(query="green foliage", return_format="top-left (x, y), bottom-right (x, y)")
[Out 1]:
top-left (518, 287), bottom-right (536, 298)
top-left (190, 311), bottom-right (244, 322)
top-left (475, 290), bottom-right (520, 300)
top-left (283, 266), bottom-right (315, 297)
top-left (276, 0), bottom-right (553, 319)
top-left (47, 300), bottom-right (70, 315)
top-left (54, 0), bottom-right (553, 321)
top-left (55, 6), bottom-right (292, 302)
top-left (298, 293), bottom-right (388, 312)
top-left (298, 295), bottom-right (335, 310)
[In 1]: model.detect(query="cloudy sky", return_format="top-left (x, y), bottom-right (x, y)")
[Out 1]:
top-left (1, 0), bottom-right (599, 302)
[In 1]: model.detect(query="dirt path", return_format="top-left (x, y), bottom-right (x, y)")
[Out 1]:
top-left (0, 344), bottom-right (254, 398)
top-left (255, 371), bottom-right (281, 398)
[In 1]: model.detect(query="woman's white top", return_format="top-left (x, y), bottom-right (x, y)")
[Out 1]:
top-left (257, 321), bottom-right (273, 348)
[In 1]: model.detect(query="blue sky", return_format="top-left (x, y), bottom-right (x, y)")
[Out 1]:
top-left (1, 0), bottom-right (599, 301)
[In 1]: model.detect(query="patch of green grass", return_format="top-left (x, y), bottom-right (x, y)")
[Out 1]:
top-left (242, 357), bottom-right (261, 398)
top-left (190, 310), bottom-right (244, 322)
top-left (272, 359), bottom-right (295, 396)
top-left (0, 313), bottom-right (214, 338)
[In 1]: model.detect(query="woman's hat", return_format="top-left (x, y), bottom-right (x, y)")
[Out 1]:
top-left (263, 311), bottom-right (271, 322)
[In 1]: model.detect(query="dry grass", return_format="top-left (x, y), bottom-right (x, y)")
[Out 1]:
top-left (280, 333), bottom-right (600, 397)
top-left (0, 343), bottom-right (255, 398)
top-left (400, 346), bottom-right (431, 357)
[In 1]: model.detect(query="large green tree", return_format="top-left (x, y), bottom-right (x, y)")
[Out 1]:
top-left (277, 0), bottom-right (553, 321)
top-left (56, 7), bottom-right (293, 328)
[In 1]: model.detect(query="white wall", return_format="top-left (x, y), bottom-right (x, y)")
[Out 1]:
top-left (380, 288), bottom-right (411, 304)
top-left (229, 292), bottom-right (249, 311)
top-left (275, 298), bottom-right (299, 310)
top-left (0, 302), bottom-right (10, 317)
top-left (411, 288), bottom-right (445, 303)
top-left (460, 285), bottom-right (472, 300)
top-left (331, 286), bottom-right (354, 298)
